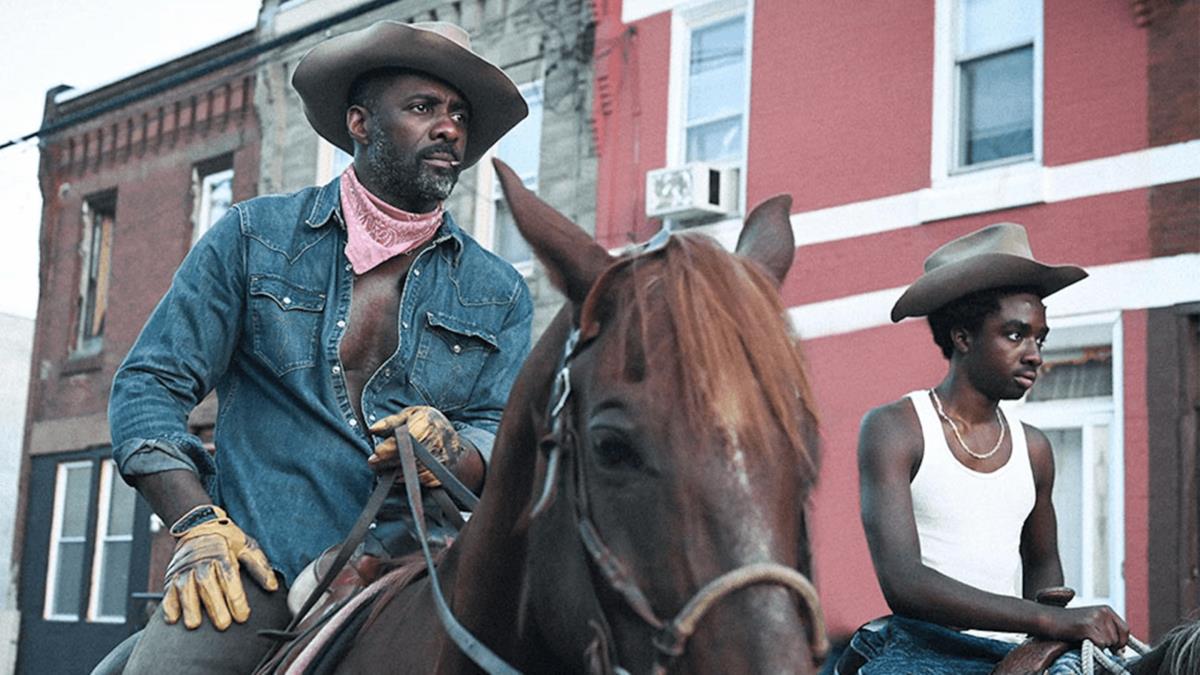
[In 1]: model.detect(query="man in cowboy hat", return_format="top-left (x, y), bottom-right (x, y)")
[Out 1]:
top-left (843, 223), bottom-right (1129, 673)
top-left (103, 21), bottom-right (532, 673)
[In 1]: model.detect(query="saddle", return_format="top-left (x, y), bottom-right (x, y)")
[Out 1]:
top-left (833, 587), bottom-right (1077, 675)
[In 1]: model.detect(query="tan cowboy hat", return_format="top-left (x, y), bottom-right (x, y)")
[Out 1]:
top-left (890, 222), bottom-right (1087, 322)
top-left (292, 21), bottom-right (527, 168)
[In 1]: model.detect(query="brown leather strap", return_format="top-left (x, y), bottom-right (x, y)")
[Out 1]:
top-left (395, 427), bottom-right (521, 675)
top-left (253, 463), bottom-right (399, 673)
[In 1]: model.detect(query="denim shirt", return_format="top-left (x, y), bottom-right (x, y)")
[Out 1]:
top-left (109, 176), bottom-right (533, 582)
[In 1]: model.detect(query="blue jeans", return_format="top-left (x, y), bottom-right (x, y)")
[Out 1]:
top-left (95, 569), bottom-right (291, 675)
top-left (847, 616), bottom-right (1128, 675)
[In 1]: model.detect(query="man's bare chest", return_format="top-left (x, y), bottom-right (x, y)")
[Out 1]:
top-left (340, 255), bottom-right (416, 381)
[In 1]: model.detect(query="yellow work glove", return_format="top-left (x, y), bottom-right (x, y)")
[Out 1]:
top-left (162, 505), bottom-right (278, 631)
top-left (368, 406), bottom-right (466, 487)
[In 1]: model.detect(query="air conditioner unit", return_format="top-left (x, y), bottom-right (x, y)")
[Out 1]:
top-left (645, 163), bottom-right (739, 221)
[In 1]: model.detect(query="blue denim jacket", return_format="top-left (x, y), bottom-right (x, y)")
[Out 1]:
top-left (109, 177), bottom-right (533, 582)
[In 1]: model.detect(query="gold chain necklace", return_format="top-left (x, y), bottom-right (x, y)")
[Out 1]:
top-left (929, 389), bottom-right (1006, 461)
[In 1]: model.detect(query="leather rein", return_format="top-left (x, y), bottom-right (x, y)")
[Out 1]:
top-left (279, 232), bottom-right (828, 673)
top-left (532, 321), bottom-right (830, 674)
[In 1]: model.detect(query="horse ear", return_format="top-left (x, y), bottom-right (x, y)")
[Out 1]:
top-left (735, 194), bottom-right (795, 287)
top-left (494, 158), bottom-right (613, 305)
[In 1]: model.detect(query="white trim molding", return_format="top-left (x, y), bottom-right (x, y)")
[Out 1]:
top-left (624, 0), bottom-right (697, 24)
top-left (692, 138), bottom-right (1200, 249)
top-left (789, 253), bottom-right (1200, 340)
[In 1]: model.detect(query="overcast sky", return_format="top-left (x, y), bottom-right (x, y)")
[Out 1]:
top-left (0, 0), bottom-right (262, 319)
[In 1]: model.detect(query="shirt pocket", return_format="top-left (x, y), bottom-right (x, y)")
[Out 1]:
top-left (411, 311), bottom-right (499, 411)
top-left (248, 274), bottom-right (327, 376)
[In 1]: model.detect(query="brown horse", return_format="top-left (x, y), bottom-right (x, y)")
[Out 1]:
top-left (322, 160), bottom-right (825, 674)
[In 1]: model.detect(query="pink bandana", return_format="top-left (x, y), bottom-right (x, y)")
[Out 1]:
top-left (340, 166), bottom-right (444, 274)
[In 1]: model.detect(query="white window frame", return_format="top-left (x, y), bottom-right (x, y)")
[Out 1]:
top-left (43, 460), bottom-right (93, 621)
top-left (1009, 311), bottom-right (1124, 615)
top-left (87, 459), bottom-right (134, 623)
top-left (192, 167), bottom-right (235, 246)
top-left (665, 0), bottom-right (752, 215)
top-left (931, 0), bottom-right (1043, 186)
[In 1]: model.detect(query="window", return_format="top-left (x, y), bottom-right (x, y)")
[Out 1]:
top-left (44, 461), bottom-right (93, 620)
top-left (192, 158), bottom-right (234, 244)
top-left (88, 460), bottom-right (137, 622)
top-left (42, 458), bottom-right (141, 623)
top-left (952, 0), bottom-right (1040, 170)
top-left (683, 15), bottom-right (746, 164)
top-left (1014, 317), bottom-right (1123, 614)
top-left (76, 194), bottom-right (115, 354)
top-left (490, 81), bottom-right (543, 266)
top-left (662, 0), bottom-right (750, 221)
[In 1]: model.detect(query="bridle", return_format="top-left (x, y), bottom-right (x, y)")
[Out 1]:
top-left (531, 261), bottom-right (829, 674)
top-left (396, 236), bottom-right (827, 675)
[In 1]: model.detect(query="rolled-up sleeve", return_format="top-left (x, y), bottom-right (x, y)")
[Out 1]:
top-left (109, 208), bottom-right (246, 494)
top-left (450, 277), bottom-right (533, 465)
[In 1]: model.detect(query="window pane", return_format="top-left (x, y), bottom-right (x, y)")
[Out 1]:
top-left (98, 541), bottom-right (132, 619)
top-left (493, 200), bottom-right (531, 265)
top-left (686, 116), bottom-right (742, 163)
top-left (53, 541), bottom-right (86, 617)
top-left (1027, 347), bottom-right (1112, 402)
top-left (206, 173), bottom-right (233, 228)
top-left (1048, 428), bottom-right (1083, 592)
top-left (687, 17), bottom-right (745, 126)
top-left (62, 465), bottom-right (92, 538)
top-left (960, 46), bottom-right (1033, 165)
top-left (83, 210), bottom-right (114, 341)
top-left (107, 470), bottom-right (137, 537)
top-left (492, 82), bottom-right (542, 266)
top-left (960, 0), bottom-right (1038, 55)
top-left (495, 83), bottom-right (543, 187)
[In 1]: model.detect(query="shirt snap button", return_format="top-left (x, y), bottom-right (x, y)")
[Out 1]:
top-left (348, 419), bottom-right (358, 427)
top-left (402, 321), bottom-right (409, 329)
top-left (331, 365), bottom-right (341, 375)
top-left (452, 344), bottom-right (462, 354)
top-left (413, 269), bottom-right (421, 276)
top-left (336, 320), bottom-right (346, 328)
top-left (282, 297), bottom-right (292, 305)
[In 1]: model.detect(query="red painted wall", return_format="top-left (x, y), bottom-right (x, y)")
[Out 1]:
top-left (593, 11), bottom-right (672, 249)
top-left (780, 187), bottom-right (1152, 308)
top-left (1043, 0), bottom-right (1149, 166)
top-left (747, 1), bottom-right (934, 212)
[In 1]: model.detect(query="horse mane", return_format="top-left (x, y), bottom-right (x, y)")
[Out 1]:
top-left (580, 232), bottom-right (820, 486)
top-left (1154, 618), bottom-right (1200, 674)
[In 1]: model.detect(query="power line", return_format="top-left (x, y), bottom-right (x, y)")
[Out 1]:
top-left (0, 0), bottom-right (404, 153)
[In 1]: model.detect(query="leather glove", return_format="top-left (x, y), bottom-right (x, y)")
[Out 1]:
top-left (368, 406), bottom-right (467, 487)
top-left (162, 505), bottom-right (278, 630)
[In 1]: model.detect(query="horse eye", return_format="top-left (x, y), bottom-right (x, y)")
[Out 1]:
top-left (592, 433), bottom-right (642, 470)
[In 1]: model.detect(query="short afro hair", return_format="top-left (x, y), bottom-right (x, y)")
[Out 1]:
top-left (927, 285), bottom-right (1041, 359)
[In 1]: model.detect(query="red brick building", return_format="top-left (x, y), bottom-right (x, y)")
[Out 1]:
top-left (592, 0), bottom-right (1199, 642)
top-left (14, 31), bottom-right (259, 673)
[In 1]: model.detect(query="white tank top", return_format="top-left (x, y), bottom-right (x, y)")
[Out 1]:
top-left (909, 390), bottom-right (1035, 608)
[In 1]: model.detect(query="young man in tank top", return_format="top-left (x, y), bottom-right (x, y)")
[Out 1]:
top-left (848, 223), bottom-right (1128, 673)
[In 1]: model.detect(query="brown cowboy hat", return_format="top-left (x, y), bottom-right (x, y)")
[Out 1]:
top-left (890, 222), bottom-right (1087, 322)
top-left (292, 21), bottom-right (527, 168)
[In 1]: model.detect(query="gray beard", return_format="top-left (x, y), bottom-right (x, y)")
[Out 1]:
top-left (364, 127), bottom-right (459, 208)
